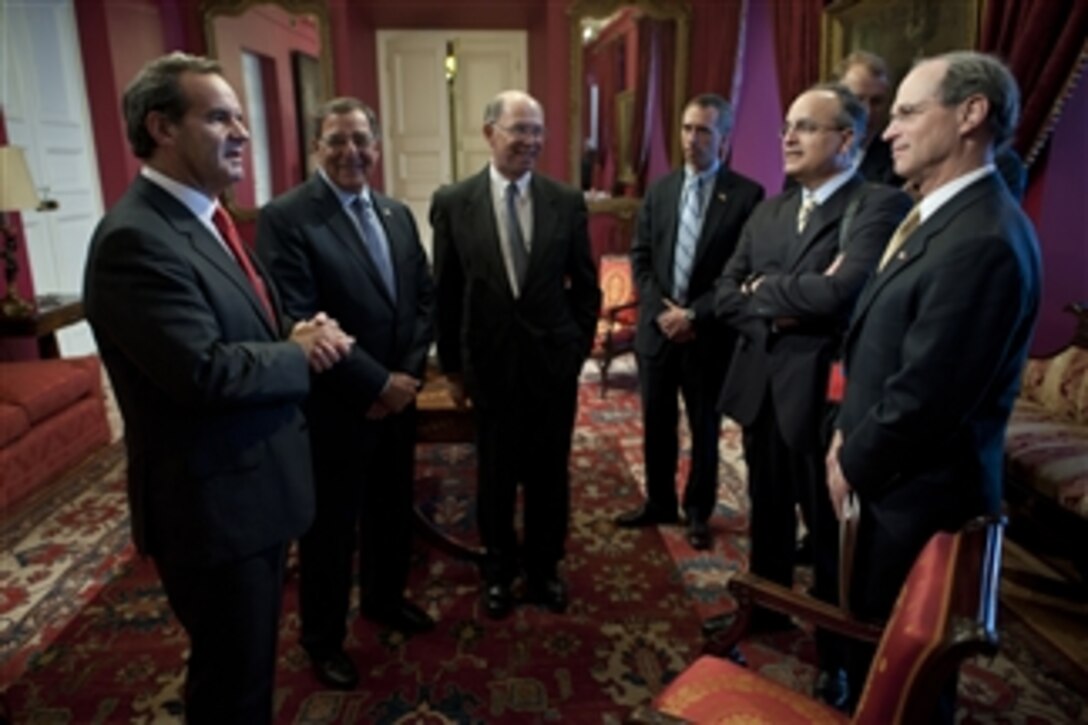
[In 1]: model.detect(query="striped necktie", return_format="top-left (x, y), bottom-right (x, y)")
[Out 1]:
top-left (797, 195), bottom-right (817, 233)
top-left (351, 196), bottom-right (396, 299)
top-left (672, 175), bottom-right (703, 303)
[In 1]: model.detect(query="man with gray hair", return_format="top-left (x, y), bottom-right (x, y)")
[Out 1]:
top-left (84, 52), bottom-right (351, 721)
top-left (827, 51), bottom-right (1041, 716)
top-left (712, 82), bottom-right (910, 707)
top-left (431, 90), bottom-right (600, 619)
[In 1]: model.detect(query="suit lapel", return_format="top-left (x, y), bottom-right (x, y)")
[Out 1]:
top-left (692, 168), bottom-right (732, 270)
top-left (309, 176), bottom-right (395, 308)
top-left (528, 175), bottom-right (558, 285)
top-left (786, 175), bottom-right (862, 270)
top-left (849, 175), bottom-right (996, 340)
top-left (658, 170), bottom-right (684, 284)
top-left (137, 178), bottom-right (278, 336)
top-left (466, 170), bottom-right (514, 297)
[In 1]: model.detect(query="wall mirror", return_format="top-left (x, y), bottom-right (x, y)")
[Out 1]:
top-left (568, 0), bottom-right (690, 197)
top-left (202, 0), bottom-right (333, 219)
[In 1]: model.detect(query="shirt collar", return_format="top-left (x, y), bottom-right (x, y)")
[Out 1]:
top-left (684, 160), bottom-right (720, 188)
top-left (919, 164), bottom-right (995, 223)
top-left (802, 167), bottom-right (855, 206)
top-left (489, 164), bottom-right (531, 198)
top-left (141, 166), bottom-right (218, 224)
top-left (318, 167), bottom-right (372, 209)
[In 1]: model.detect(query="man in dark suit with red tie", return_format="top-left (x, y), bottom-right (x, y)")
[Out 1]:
top-left (431, 90), bottom-right (600, 619)
top-left (258, 98), bottom-right (435, 690)
top-left (615, 93), bottom-right (763, 550)
top-left (828, 52), bottom-right (1041, 714)
top-left (83, 53), bottom-right (351, 723)
top-left (713, 83), bottom-right (909, 706)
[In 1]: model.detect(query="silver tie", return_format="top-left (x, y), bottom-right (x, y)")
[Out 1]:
top-left (351, 196), bottom-right (396, 299)
top-left (672, 175), bottom-right (703, 303)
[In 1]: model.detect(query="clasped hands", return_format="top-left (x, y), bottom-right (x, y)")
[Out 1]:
top-left (656, 300), bottom-right (695, 343)
top-left (290, 312), bottom-right (354, 372)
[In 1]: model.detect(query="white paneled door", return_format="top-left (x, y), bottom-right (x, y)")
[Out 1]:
top-left (378, 30), bottom-right (527, 259)
top-left (1, 0), bottom-right (103, 355)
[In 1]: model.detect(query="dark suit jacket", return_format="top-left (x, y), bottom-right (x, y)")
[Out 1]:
top-left (431, 168), bottom-right (600, 407)
top-left (715, 175), bottom-right (911, 450)
top-left (83, 176), bottom-right (315, 567)
top-left (257, 174), bottom-right (434, 430)
top-left (838, 173), bottom-right (1041, 554)
top-left (857, 136), bottom-right (902, 187)
top-left (630, 165), bottom-right (764, 361)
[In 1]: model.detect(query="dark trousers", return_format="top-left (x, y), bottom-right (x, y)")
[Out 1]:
top-left (474, 375), bottom-right (578, 585)
top-left (743, 390), bottom-right (841, 667)
top-left (638, 341), bottom-right (725, 523)
top-left (299, 409), bottom-right (416, 654)
top-left (154, 543), bottom-right (287, 724)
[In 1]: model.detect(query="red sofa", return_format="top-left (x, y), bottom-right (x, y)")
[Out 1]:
top-left (0, 356), bottom-right (111, 514)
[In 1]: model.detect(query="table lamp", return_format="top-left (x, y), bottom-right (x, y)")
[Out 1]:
top-left (0, 146), bottom-right (43, 318)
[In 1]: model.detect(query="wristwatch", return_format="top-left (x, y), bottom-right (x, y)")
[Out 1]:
top-left (684, 308), bottom-right (696, 323)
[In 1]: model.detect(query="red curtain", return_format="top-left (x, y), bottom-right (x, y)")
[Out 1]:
top-left (979, 0), bottom-right (1088, 164)
top-left (631, 18), bottom-right (673, 193)
top-left (771, 0), bottom-right (824, 112)
top-left (689, 0), bottom-right (745, 100)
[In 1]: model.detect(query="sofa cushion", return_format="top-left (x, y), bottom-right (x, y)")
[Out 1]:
top-left (0, 357), bottom-right (99, 425)
top-left (0, 402), bottom-right (30, 447)
top-left (1019, 345), bottom-right (1088, 425)
top-left (1006, 400), bottom-right (1088, 519)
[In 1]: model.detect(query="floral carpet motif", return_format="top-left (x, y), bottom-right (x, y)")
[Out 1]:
top-left (2, 364), bottom-right (1086, 723)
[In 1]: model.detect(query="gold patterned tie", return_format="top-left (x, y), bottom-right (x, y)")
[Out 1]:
top-left (877, 205), bottom-right (922, 272)
top-left (796, 195), bottom-right (816, 234)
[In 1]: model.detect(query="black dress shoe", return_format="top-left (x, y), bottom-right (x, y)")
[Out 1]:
top-left (687, 518), bottom-right (711, 550)
top-left (527, 576), bottom-right (568, 613)
top-left (615, 503), bottom-right (680, 527)
top-left (308, 649), bottom-right (358, 690)
top-left (484, 582), bottom-right (513, 619)
top-left (361, 600), bottom-right (435, 634)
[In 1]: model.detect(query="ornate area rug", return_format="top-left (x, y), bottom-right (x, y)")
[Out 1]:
top-left (3, 366), bottom-right (1086, 723)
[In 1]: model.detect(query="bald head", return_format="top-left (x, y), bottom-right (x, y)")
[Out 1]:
top-left (484, 90), bottom-right (546, 181)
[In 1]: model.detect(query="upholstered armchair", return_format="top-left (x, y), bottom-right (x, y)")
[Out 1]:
top-left (592, 253), bottom-right (638, 396)
top-left (629, 516), bottom-right (1005, 724)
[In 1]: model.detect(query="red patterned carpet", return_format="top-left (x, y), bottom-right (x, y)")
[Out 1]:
top-left (2, 367), bottom-right (1086, 723)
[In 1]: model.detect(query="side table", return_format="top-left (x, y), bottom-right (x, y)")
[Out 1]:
top-left (0, 294), bottom-right (85, 358)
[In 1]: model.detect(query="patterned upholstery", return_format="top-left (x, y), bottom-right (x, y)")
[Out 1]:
top-left (1007, 343), bottom-right (1088, 519)
top-left (591, 254), bottom-right (638, 396)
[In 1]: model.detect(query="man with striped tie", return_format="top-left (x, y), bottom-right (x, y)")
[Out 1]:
top-left (616, 94), bottom-right (763, 551)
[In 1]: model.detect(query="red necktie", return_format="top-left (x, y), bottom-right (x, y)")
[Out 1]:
top-left (211, 205), bottom-right (275, 325)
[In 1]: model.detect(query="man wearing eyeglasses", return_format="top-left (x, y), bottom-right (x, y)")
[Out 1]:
top-left (431, 90), bottom-right (600, 619)
top-left (257, 97), bottom-right (435, 691)
top-left (713, 83), bottom-right (910, 707)
top-left (827, 52), bottom-right (1040, 717)
top-left (615, 94), bottom-right (763, 552)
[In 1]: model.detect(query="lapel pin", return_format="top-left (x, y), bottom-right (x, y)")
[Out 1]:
top-left (898, 251), bottom-right (907, 260)
top-left (717, 192), bottom-right (727, 202)
top-left (382, 208), bottom-right (392, 217)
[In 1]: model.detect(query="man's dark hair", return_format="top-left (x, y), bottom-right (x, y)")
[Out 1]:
top-left (123, 52), bottom-right (222, 159)
top-left (686, 93), bottom-right (734, 135)
top-left (313, 97), bottom-right (381, 142)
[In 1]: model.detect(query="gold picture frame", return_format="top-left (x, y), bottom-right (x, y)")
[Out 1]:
top-left (821, 0), bottom-right (983, 84)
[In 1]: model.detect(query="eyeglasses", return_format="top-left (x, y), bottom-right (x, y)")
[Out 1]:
top-left (320, 132), bottom-right (376, 149)
top-left (779, 119), bottom-right (847, 138)
top-left (494, 122), bottom-right (546, 140)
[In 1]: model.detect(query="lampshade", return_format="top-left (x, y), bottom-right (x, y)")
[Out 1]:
top-left (0, 146), bottom-right (42, 212)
